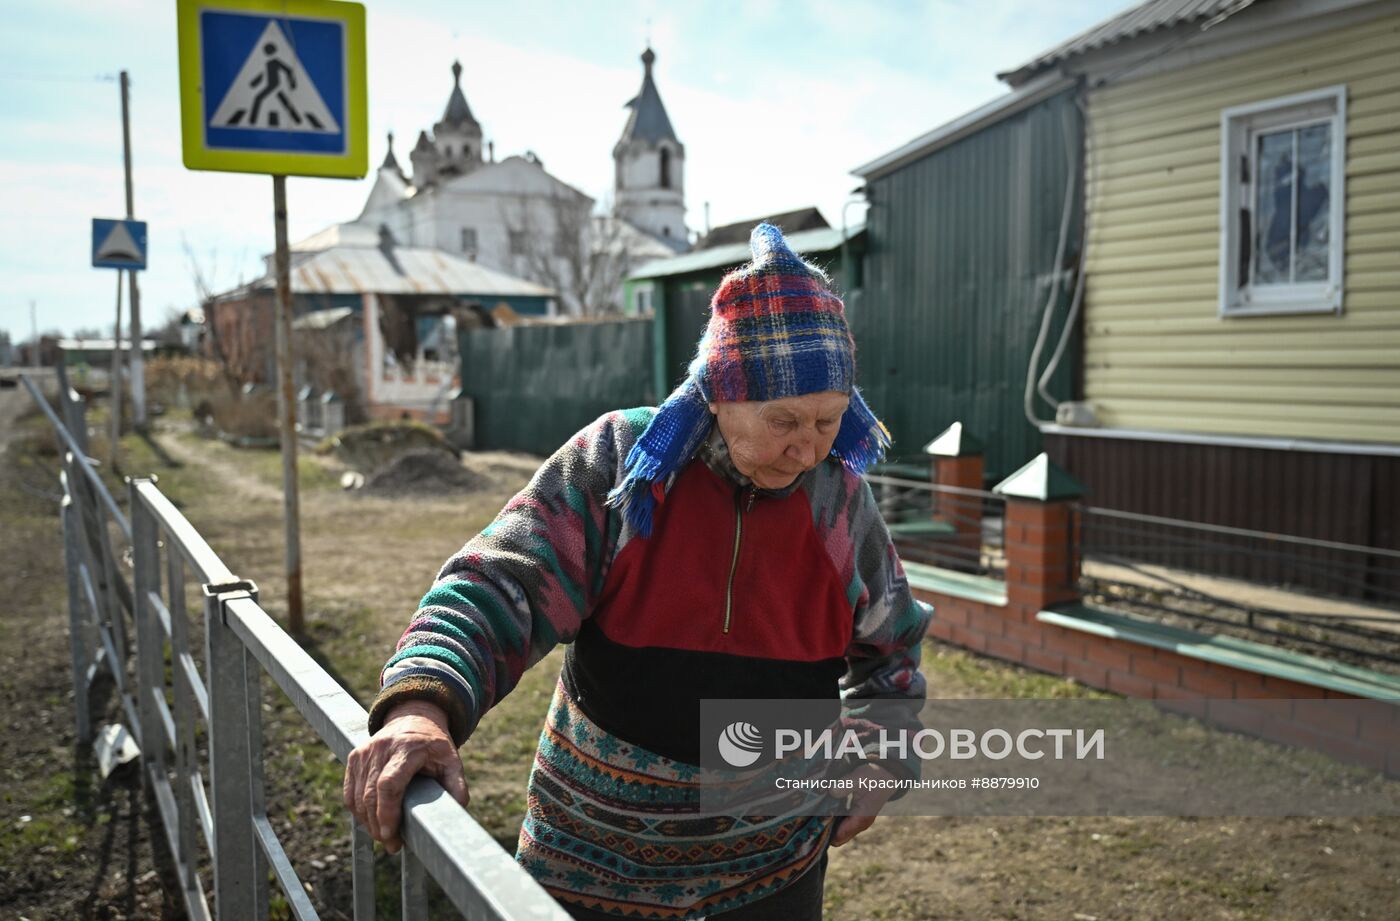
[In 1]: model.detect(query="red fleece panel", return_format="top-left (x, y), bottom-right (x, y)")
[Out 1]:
top-left (594, 463), bottom-right (853, 661)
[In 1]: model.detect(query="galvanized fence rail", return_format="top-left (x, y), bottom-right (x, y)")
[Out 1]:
top-left (865, 472), bottom-right (1008, 579)
top-left (1079, 504), bottom-right (1400, 673)
top-left (23, 373), bottom-right (571, 921)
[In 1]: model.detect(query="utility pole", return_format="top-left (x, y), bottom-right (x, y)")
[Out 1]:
top-left (109, 273), bottom-right (124, 467)
top-left (29, 300), bottom-right (37, 366)
top-left (272, 175), bottom-right (303, 634)
top-left (120, 70), bottom-right (146, 430)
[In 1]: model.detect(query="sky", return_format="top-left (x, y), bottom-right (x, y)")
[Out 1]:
top-left (0, 0), bottom-right (1130, 341)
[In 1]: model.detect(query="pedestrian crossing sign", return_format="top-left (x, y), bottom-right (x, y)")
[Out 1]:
top-left (177, 0), bottom-right (367, 178)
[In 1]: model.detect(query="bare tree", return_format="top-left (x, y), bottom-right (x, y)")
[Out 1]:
top-left (500, 191), bottom-right (642, 317)
top-left (295, 319), bottom-right (365, 423)
top-left (183, 234), bottom-right (251, 393)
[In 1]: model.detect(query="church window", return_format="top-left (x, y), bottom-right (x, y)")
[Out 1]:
top-left (660, 148), bottom-right (671, 189)
top-left (460, 227), bottom-right (478, 254)
top-left (509, 230), bottom-right (527, 255)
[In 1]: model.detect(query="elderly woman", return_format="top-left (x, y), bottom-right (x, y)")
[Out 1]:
top-left (344, 224), bottom-right (931, 920)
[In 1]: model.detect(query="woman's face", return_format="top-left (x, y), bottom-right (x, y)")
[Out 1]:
top-left (709, 391), bottom-right (850, 490)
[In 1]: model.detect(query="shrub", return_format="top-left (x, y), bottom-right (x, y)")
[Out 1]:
top-left (144, 356), bottom-right (225, 412)
top-left (211, 388), bottom-right (279, 441)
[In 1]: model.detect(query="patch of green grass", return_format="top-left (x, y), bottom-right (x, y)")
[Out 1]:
top-left (316, 418), bottom-right (449, 454)
top-left (0, 771), bottom-right (88, 865)
top-left (922, 640), bottom-right (1111, 699)
top-left (244, 447), bottom-right (343, 493)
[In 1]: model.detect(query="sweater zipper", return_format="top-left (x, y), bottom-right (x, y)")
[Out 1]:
top-left (723, 487), bottom-right (756, 634)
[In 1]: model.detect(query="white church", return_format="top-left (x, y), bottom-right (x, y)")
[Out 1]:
top-left (346, 48), bottom-right (688, 316)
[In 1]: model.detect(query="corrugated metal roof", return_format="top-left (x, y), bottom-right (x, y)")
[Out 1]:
top-left (291, 221), bottom-right (381, 252)
top-left (628, 224), bottom-right (863, 281)
top-left (998, 0), bottom-right (1257, 86)
top-left (230, 242), bottom-right (555, 299)
top-left (291, 306), bottom-right (354, 330)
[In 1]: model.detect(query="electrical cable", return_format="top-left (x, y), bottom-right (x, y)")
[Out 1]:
top-left (1025, 0), bottom-right (1259, 428)
top-left (1022, 91), bottom-right (1080, 428)
top-left (1037, 91), bottom-right (1092, 411)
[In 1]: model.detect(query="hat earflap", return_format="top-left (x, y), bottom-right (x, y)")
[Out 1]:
top-left (831, 386), bottom-right (891, 476)
top-left (606, 374), bottom-right (713, 537)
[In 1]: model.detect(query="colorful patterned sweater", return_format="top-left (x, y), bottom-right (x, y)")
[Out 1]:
top-left (367, 408), bottom-right (931, 918)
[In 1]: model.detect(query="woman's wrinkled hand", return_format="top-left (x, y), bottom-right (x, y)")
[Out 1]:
top-left (343, 700), bottom-right (471, 854)
top-left (830, 762), bottom-right (899, 848)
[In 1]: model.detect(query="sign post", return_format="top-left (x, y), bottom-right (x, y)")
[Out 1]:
top-left (177, 0), bottom-right (367, 636)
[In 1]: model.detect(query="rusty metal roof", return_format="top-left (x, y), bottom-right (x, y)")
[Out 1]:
top-left (998, 0), bottom-right (1258, 86)
top-left (225, 234), bottom-right (554, 299)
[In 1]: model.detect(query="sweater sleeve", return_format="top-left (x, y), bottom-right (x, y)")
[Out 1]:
top-left (366, 409), bottom-right (650, 746)
top-left (829, 470), bottom-right (933, 785)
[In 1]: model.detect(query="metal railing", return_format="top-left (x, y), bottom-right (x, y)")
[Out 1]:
top-left (865, 472), bottom-right (1007, 580)
top-left (23, 373), bottom-right (571, 921)
top-left (1079, 504), bottom-right (1400, 674)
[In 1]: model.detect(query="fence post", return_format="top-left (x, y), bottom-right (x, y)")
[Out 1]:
top-left (61, 492), bottom-right (93, 745)
top-left (925, 422), bottom-right (986, 573)
top-left (130, 480), bottom-right (166, 773)
top-left (351, 818), bottom-right (377, 920)
top-left (402, 849), bottom-right (428, 918)
top-left (55, 361), bottom-right (90, 456)
top-left (994, 453), bottom-right (1086, 611)
top-left (163, 520), bottom-right (203, 908)
top-left (205, 584), bottom-right (269, 921)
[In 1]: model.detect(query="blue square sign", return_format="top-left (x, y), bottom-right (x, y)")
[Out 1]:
top-left (92, 218), bottom-right (148, 270)
top-left (200, 10), bottom-right (347, 155)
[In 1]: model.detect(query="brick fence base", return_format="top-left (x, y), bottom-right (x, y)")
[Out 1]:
top-left (915, 587), bottom-right (1400, 777)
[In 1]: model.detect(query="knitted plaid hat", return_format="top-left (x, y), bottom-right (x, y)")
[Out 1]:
top-left (608, 223), bottom-right (890, 535)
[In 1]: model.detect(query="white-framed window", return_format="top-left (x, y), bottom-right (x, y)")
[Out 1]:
top-left (633, 281), bottom-right (654, 316)
top-left (1218, 85), bottom-right (1346, 317)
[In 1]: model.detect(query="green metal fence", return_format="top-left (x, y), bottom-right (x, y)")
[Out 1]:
top-left (458, 318), bottom-right (655, 456)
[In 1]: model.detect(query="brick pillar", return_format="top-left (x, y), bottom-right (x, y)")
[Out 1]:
top-left (925, 422), bottom-right (985, 572)
top-left (994, 452), bottom-right (1085, 611)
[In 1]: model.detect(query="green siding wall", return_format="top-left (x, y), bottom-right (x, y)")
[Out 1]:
top-left (458, 318), bottom-right (655, 455)
top-left (855, 89), bottom-right (1082, 480)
